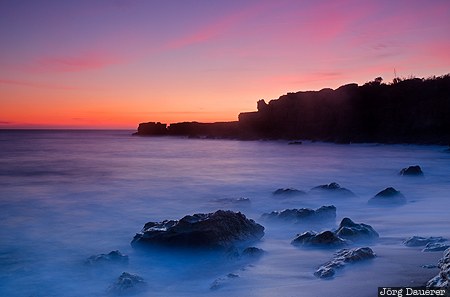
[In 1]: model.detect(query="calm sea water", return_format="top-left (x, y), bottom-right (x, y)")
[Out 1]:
top-left (1, 130), bottom-right (449, 297)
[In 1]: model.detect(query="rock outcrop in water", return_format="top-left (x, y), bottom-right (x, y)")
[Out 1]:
top-left (85, 250), bottom-right (128, 265)
top-left (107, 272), bottom-right (146, 295)
top-left (131, 210), bottom-right (264, 249)
top-left (335, 218), bottom-right (379, 241)
top-left (262, 205), bottom-right (336, 223)
top-left (309, 182), bottom-right (356, 197)
top-left (368, 187), bottom-right (407, 206)
top-left (291, 231), bottom-right (347, 247)
top-left (134, 74), bottom-right (450, 144)
top-left (314, 247), bottom-right (376, 278)
top-left (427, 248), bottom-right (450, 288)
top-left (272, 188), bottom-right (306, 197)
top-left (404, 236), bottom-right (447, 247)
top-left (399, 165), bottom-right (424, 176)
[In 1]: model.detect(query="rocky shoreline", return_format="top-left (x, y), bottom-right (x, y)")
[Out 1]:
top-left (133, 75), bottom-right (450, 145)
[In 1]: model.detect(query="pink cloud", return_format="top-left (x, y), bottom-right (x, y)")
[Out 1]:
top-left (31, 51), bottom-right (121, 73)
top-left (0, 78), bottom-right (76, 90)
top-left (165, 1), bottom-right (277, 50)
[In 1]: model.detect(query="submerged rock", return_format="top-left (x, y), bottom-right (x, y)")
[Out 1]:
top-left (314, 247), bottom-right (376, 278)
top-left (272, 188), bottom-right (306, 196)
top-left (85, 250), bottom-right (128, 265)
top-left (427, 248), bottom-right (450, 288)
top-left (335, 218), bottom-right (379, 241)
top-left (210, 273), bottom-right (240, 290)
top-left (262, 205), bottom-right (336, 223)
top-left (291, 231), bottom-right (346, 247)
top-left (368, 187), bottom-right (406, 206)
top-left (131, 210), bottom-right (265, 249)
top-left (399, 165), bottom-right (424, 176)
top-left (310, 182), bottom-right (356, 197)
top-left (107, 272), bottom-right (146, 295)
top-left (242, 247), bottom-right (265, 258)
top-left (404, 236), bottom-right (447, 247)
top-left (423, 242), bottom-right (450, 252)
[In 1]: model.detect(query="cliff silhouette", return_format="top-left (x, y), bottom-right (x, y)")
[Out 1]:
top-left (134, 74), bottom-right (450, 144)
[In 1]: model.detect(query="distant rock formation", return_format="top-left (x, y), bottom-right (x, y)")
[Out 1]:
top-left (399, 165), bottom-right (424, 176)
top-left (309, 182), bottom-right (356, 197)
top-left (107, 272), bottom-right (146, 295)
top-left (85, 250), bottom-right (128, 265)
top-left (134, 74), bottom-right (450, 144)
top-left (368, 187), bottom-right (407, 206)
top-left (262, 205), bottom-right (336, 223)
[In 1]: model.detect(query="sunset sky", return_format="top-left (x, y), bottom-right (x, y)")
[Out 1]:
top-left (1, 0), bottom-right (449, 129)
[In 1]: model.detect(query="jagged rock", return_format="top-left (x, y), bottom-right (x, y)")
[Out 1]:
top-left (272, 188), bottom-right (306, 196)
top-left (262, 205), bottom-right (336, 223)
top-left (131, 210), bottom-right (265, 249)
top-left (210, 273), bottom-right (239, 290)
top-left (427, 248), bottom-right (450, 288)
top-left (85, 250), bottom-right (128, 265)
top-left (368, 187), bottom-right (406, 206)
top-left (242, 247), bottom-right (264, 258)
top-left (291, 231), bottom-right (346, 247)
top-left (423, 242), bottom-right (450, 252)
top-left (314, 247), bottom-right (376, 278)
top-left (107, 272), bottom-right (146, 295)
top-left (399, 165), bottom-right (424, 176)
top-left (403, 236), bottom-right (447, 247)
top-left (335, 218), bottom-right (379, 241)
top-left (310, 182), bottom-right (356, 197)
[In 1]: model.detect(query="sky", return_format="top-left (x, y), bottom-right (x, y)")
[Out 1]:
top-left (1, 0), bottom-right (449, 129)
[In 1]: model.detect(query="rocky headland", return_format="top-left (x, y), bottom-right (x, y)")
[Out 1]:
top-left (134, 74), bottom-right (450, 144)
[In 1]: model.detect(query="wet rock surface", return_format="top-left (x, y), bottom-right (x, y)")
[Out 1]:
top-left (427, 248), bottom-right (450, 288)
top-left (107, 272), bottom-right (146, 295)
top-left (310, 182), bottom-right (356, 197)
top-left (423, 242), bottom-right (450, 252)
top-left (368, 187), bottom-right (406, 206)
top-left (291, 231), bottom-right (346, 247)
top-left (400, 165), bottom-right (424, 176)
top-left (85, 250), bottom-right (128, 265)
top-left (404, 236), bottom-right (447, 247)
top-left (314, 247), bottom-right (376, 278)
top-left (262, 205), bottom-right (336, 223)
top-left (335, 218), bottom-right (379, 241)
top-left (131, 210), bottom-right (265, 249)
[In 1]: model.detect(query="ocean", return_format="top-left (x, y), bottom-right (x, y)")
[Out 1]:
top-left (0, 130), bottom-right (449, 297)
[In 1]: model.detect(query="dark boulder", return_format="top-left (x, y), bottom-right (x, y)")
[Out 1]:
top-left (273, 188), bottom-right (306, 196)
top-left (335, 218), bottom-right (379, 241)
top-left (314, 247), bottom-right (376, 278)
top-left (310, 182), bottom-right (356, 197)
top-left (399, 165), bottom-right (424, 176)
top-left (427, 248), bottom-right (450, 288)
top-left (131, 210), bottom-right (265, 249)
top-left (291, 231), bottom-right (346, 247)
top-left (368, 187), bottom-right (406, 206)
top-left (262, 205), bottom-right (336, 223)
top-left (133, 122), bottom-right (168, 136)
top-left (107, 272), bottom-right (146, 295)
top-left (85, 250), bottom-right (128, 265)
top-left (403, 236), bottom-right (447, 247)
